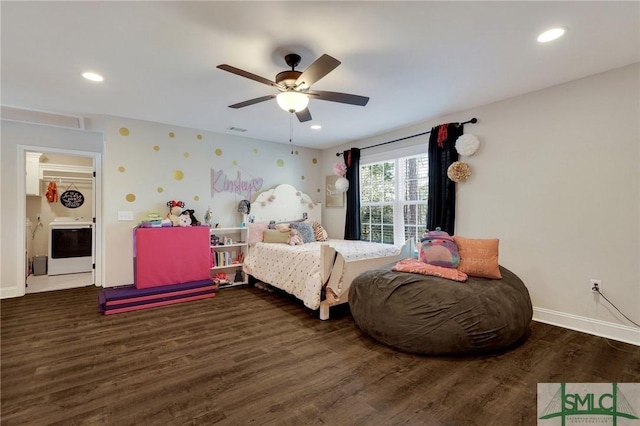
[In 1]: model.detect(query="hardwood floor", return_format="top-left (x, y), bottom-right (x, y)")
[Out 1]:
top-left (1, 285), bottom-right (639, 426)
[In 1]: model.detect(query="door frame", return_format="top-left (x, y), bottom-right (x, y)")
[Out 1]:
top-left (17, 145), bottom-right (103, 294)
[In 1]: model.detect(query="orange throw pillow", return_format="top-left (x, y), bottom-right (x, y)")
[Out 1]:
top-left (453, 236), bottom-right (502, 279)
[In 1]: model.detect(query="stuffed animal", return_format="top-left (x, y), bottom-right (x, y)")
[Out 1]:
top-left (287, 229), bottom-right (303, 246)
top-left (178, 213), bottom-right (191, 227)
top-left (166, 200), bottom-right (184, 226)
top-left (182, 209), bottom-right (200, 226)
top-left (419, 227), bottom-right (460, 268)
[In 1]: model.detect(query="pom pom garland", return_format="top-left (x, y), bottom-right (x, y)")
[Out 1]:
top-left (333, 162), bottom-right (347, 177)
top-left (447, 161), bottom-right (471, 182)
top-left (335, 177), bottom-right (350, 193)
top-left (455, 134), bottom-right (480, 156)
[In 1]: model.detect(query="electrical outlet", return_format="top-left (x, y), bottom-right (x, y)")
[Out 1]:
top-left (590, 279), bottom-right (602, 293)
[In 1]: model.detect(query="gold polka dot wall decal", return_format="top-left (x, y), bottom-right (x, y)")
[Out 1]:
top-left (153, 145), bottom-right (160, 151)
top-left (215, 148), bottom-right (223, 156)
top-left (184, 152), bottom-right (190, 158)
top-left (277, 159), bottom-right (284, 167)
top-left (295, 150), bottom-right (299, 155)
top-left (233, 160), bottom-right (238, 165)
top-left (118, 166), bottom-right (125, 173)
top-left (317, 188), bottom-right (321, 192)
top-left (173, 170), bottom-right (184, 180)
top-left (169, 132), bottom-right (175, 138)
top-left (126, 193), bottom-right (136, 202)
top-left (157, 187), bottom-right (164, 193)
top-left (312, 158), bottom-right (318, 164)
top-left (193, 195), bottom-right (199, 201)
top-left (252, 148), bottom-right (258, 154)
top-left (197, 134), bottom-right (203, 140)
top-left (119, 127), bottom-right (129, 136)
top-left (301, 176), bottom-right (305, 180)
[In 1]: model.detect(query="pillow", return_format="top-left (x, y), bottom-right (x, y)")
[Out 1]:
top-left (289, 222), bottom-right (316, 243)
top-left (247, 222), bottom-right (269, 246)
top-left (275, 223), bottom-right (291, 232)
top-left (418, 228), bottom-right (460, 268)
top-left (392, 258), bottom-right (468, 282)
top-left (453, 236), bottom-right (502, 279)
top-left (312, 221), bottom-right (328, 242)
top-left (263, 229), bottom-right (291, 244)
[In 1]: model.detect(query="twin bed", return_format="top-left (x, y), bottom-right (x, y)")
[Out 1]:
top-left (243, 184), bottom-right (413, 320)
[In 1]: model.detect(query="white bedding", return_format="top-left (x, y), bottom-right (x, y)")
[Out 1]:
top-left (243, 239), bottom-right (401, 310)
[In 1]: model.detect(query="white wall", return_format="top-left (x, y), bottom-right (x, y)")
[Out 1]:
top-left (0, 121), bottom-right (103, 298)
top-left (101, 117), bottom-right (323, 287)
top-left (2, 117), bottom-right (324, 294)
top-left (322, 63), bottom-right (640, 344)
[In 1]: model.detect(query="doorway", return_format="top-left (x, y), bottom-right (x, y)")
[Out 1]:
top-left (18, 146), bottom-right (102, 294)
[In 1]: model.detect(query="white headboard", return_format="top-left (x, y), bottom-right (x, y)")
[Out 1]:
top-left (250, 184), bottom-right (322, 224)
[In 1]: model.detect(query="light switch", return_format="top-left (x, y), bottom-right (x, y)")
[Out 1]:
top-left (118, 211), bottom-right (134, 221)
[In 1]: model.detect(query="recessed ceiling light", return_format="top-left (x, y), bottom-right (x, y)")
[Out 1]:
top-left (310, 124), bottom-right (322, 130)
top-left (537, 27), bottom-right (566, 43)
top-left (82, 72), bottom-right (104, 82)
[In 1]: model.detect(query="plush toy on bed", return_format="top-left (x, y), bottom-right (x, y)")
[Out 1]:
top-left (166, 200), bottom-right (185, 226)
top-left (287, 229), bottom-right (303, 246)
top-left (419, 227), bottom-right (460, 268)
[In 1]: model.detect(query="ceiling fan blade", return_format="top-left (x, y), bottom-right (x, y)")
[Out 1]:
top-left (295, 54), bottom-right (341, 88)
top-left (229, 95), bottom-right (276, 109)
top-left (307, 90), bottom-right (369, 106)
top-left (295, 108), bottom-right (312, 122)
top-left (217, 64), bottom-right (283, 89)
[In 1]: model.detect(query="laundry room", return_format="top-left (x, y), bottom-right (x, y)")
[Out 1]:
top-left (26, 151), bottom-right (95, 293)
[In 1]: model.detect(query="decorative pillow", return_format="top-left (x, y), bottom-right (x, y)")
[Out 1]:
top-left (289, 222), bottom-right (316, 243)
top-left (453, 236), bottom-right (502, 279)
top-left (275, 223), bottom-right (291, 232)
top-left (247, 222), bottom-right (269, 246)
top-left (263, 229), bottom-right (291, 244)
top-left (392, 258), bottom-right (468, 282)
top-left (419, 227), bottom-right (460, 268)
top-left (312, 221), bottom-right (328, 242)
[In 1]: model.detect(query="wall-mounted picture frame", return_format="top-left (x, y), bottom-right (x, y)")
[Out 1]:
top-left (325, 175), bottom-right (344, 208)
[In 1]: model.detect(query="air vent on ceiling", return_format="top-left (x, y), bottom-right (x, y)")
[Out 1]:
top-left (1, 106), bottom-right (84, 130)
top-left (227, 126), bottom-right (247, 133)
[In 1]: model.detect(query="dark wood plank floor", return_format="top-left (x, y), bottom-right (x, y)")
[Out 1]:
top-left (2, 285), bottom-right (639, 426)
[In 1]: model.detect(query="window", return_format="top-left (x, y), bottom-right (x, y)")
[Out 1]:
top-left (360, 153), bottom-right (428, 247)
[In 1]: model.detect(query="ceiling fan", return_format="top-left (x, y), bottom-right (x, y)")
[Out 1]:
top-left (217, 53), bottom-right (369, 122)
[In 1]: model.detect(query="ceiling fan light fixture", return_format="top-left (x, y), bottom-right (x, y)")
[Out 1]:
top-left (276, 91), bottom-right (309, 113)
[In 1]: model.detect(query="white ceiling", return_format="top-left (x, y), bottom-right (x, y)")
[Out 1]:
top-left (2, 1), bottom-right (638, 149)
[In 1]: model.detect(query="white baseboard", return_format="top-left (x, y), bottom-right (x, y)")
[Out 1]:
top-left (533, 307), bottom-right (640, 346)
top-left (0, 286), bottom-right (24, 299)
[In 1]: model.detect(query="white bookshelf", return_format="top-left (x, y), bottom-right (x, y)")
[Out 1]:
top-left (210, 227), bottom-right (248, 288)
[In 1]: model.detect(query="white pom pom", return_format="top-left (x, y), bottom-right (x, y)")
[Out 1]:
top-left (455, 134), bottom-right (480, 156)
top-left (335, 177), bottom-right (350, 193)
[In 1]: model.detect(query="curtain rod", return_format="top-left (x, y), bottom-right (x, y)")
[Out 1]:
top-left (336, 117), bottom-right (478, 156)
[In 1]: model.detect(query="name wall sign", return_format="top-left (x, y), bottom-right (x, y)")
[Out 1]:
top-left (211, 169), bottom-right (263, 200)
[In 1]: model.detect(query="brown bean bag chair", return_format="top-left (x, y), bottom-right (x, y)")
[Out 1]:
top-left (349, 264), bottom-right (532, 355)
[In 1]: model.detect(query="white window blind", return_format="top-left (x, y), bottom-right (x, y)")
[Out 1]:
top-left (360, 153), bottom-right (428, 247)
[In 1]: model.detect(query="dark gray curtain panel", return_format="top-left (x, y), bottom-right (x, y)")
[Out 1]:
top-left (426, 123), bottom-right (464, 235)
